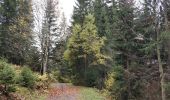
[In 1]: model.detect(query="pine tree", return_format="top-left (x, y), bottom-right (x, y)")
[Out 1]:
top-left (9, 0), bottom-right (33, 64)
top-left (0, 0), bottom-right (34, 65)
top-left (0, 0), bottom-right (17, 61)
top-left (107, 0), bottom-right (144, 99)
top-left (72, 0), bottom-right (93, 26)
top-left (138, 0), bottom-right (167, 99)
top-left (94, 0), bottom-right (112, 37)
top-left (64, 14), bottom-right (108, 85)
top-left (0, 65), bottom-right (16, 94)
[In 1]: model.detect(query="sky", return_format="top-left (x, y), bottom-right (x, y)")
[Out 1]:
top-left (32, 0), bottom-right (75, 25)
top-left (32, 0), bottom-right (76, 48)
top-left (59, 0), bottom-right (76, 23)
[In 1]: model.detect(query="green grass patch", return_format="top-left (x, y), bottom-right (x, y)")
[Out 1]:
top-left (79, 87), bottom-right (107, 100)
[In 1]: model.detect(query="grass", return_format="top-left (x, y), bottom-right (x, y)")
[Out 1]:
top-left (79, 87), bottom-right (108, 100)
top-left (15, 86), bottom-right (47, 100)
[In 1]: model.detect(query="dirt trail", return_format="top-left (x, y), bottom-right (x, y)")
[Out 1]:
top-left (47, 83), bottom-right (80, 100)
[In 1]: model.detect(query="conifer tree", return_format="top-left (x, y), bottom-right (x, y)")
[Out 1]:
top-left (72, 0), bottom-right (93, 26)
top-left (0, 0), bottom-right (17, 61)
top-left (64, 14), bottom-right (108, 85)
top-left (0, 0), bottom-right (34, 65)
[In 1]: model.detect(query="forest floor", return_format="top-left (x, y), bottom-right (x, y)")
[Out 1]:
top-left (47, 83), bottom-right (108, 100)
top-left (0, 83), bottom-right (108, 100)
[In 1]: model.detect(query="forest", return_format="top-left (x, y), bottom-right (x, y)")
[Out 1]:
top-left (0, 0), bottom-right (170, 100)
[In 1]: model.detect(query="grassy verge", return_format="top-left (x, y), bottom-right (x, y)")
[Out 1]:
top-left (15, 86), bottom-right (47, 100)
top-left (79, 87), bottom-right (107, 100)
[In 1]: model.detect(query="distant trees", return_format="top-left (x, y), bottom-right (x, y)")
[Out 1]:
top-left (33, 0), bottom-right (69, 74)
top-left (0, 0), bottom-right (34, 65)
top-left (40, 0), bottom-right (60, 74)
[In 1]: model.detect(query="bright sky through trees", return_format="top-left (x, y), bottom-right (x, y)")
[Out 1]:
top-left (59, 0), bottom-right (75, 21)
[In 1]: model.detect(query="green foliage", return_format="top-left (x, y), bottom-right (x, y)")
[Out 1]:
top-left (15, 86), bottom-right (47, 100)
top-left (18, 67), bottom-right (36, 89)
top-left (166, 83), bottom-right (170, 100)
top-left (35, 73), bottom-right (53, 90)
top-left (0, 64), bottom-right (16, 94)
top-left (104, 70), bottom-right (115, 91)
top-left (161, 31), bottom-right (170, 40)
top-left (85, 67), bottom-right (99, 87)
top-left (64, 14), bottom-right (109, 85)
top-left (79, 87), bottom-right (106, 100)
top-left (0, 58), bottom-right (9, 70)
top-left (0, 65), bottom-right (15, 85)
top-left (52, 69), bottom-right (72, 83)
top-left (64, 14), bottom-right (107, 65)
top-left (72, 0), bottom-right (93, 25)
top-left (104, 66), bottom-right (126, 100)
top-left (0, 0), bottom-right (34, 65)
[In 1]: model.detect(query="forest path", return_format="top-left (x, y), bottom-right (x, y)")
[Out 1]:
top-left (47, 83), bottom-right (80, 100)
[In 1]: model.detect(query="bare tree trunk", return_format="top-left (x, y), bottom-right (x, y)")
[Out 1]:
top-left (84, 54), bottom-right (87, 80)
top-left (42, 28), bottom-right (50, 74)
top-left (155, 17), bottom-right (166, 100)
top-left (153, 1), bottom-right (166, 99)
top-left (43, 45), bottom-right (48, 74)
top-left (33, 0), bottom-right (59, 75)
top-left (157, 43), bottom-right (166, 100)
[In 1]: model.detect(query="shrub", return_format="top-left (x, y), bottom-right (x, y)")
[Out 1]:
top-left (0, 65), bottom-right (16, 94)
top-left (104, 71), bottom-right (115, 91)
top-left (35, 73), bottom-right (49, 90)
top-left (19, 67), bottom-right (36, 89)
top-left (85, 68), bottom-right (99, 87)
top-left (103, 66), bottom-right (126, 99)
top-left (0, 58), bottom-right (9, 70)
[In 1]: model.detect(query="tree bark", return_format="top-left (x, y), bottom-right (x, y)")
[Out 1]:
top-left (153, 2), bottom-right (166, 99)
top-left (156, 19), bottom-right (166, 100)
top-left (157, 43), bottom-right (166, 100)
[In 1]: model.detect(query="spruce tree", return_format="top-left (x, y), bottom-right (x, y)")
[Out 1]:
top-left (0, 0), bottom-right (33, 65)
top-left (0, 0), bottom-right (17, 61)
top-left (72, 0), bottom-right (93, 26)
top-left (64, 14), bottom-right (108, 85)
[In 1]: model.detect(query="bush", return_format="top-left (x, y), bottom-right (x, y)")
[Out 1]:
top-left (104, 66), bottom-right (126, 99)
top-left (85, 68), bottom-right (99, 87)
top-left (19, 67), bottom-right (36, 89)
top-left (52, 70), bottom-right (72, 83)
top-left (35, 73), bottom-right (50, 90)
top-left (0, 65), bottom-right (16, 94)
top-left (0, 58), bottom-right (9, 70)
top-left (104, 71), bottom-right (115, 91)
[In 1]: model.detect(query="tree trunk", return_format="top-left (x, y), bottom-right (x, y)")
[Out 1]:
top-left (42, 31), bottom-right (50, 75)
top-left (153, 2), bottom-right (166, 99)
top-left (156, 23), bottom-right (166, 100)
top-left (84, 54), bottom-right (87, 79)
top-left (157, 44), bottom-right (166, 100)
